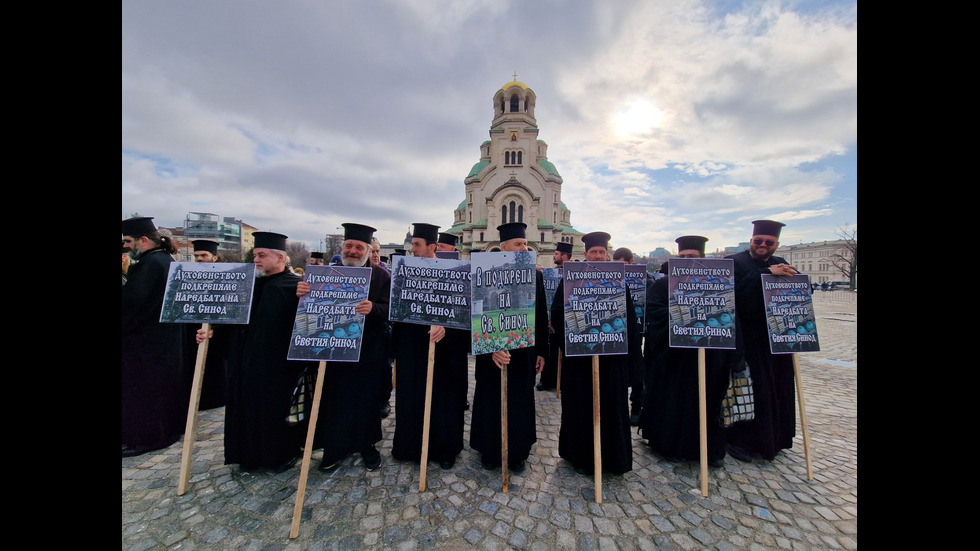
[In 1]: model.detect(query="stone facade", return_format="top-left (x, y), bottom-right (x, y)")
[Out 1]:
top-left (445, 79), bottom-right (584, 268)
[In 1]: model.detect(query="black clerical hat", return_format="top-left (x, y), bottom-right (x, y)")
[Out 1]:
top-left (581, 231), bottom-right (611, 251)
top-left (751, 220), bottom-right (785, 238)
top-left (342, 222), bottom-right (377, 244)
top-left (438, 232), bottom-right (458, 247)
top-left (253, 231), bottom-right (288, 250)
top-left (192, 239), bottom-right (219, 255)
top-left (411, 223), bottom-right (440, 243)
top-left (497, 222), bottom-right (527, 242)
top-left (310, 251), bottom-right (324, 259)
top-left (556, 242), bottom-right (573, 254)
top-left (675, 235), bottom-right (708, 256)
top-left (121, 216), bottom-right (156, 237)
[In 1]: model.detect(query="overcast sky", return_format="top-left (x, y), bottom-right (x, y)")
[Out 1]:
top-left (122, 0), bottom-right (857, 257)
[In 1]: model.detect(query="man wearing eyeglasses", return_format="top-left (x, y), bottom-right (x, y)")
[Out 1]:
top-left (725, 220), bottom-right (799, 462)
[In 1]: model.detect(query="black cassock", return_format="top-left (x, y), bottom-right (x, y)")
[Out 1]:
top-left (550, 279), bottom-right (642, 475)
top-left (724, 250), bottom-right (797, 460)
top-left (122, 248), bottom-right (186, 451)
top-left (224, 270), bottom-right (305, 470)
top-left (638, 276), bottom-right (736, 462)
top-left (470, 271), bottom-right (549, 466)
top-left (313, 264), bottom-right (391, 464)
top-left (182, 322), bottom-right (228, 411)
top-left (390, 321), bottom-right (468, 465)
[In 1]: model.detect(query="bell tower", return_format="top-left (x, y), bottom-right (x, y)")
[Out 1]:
top-left (447, 76), bottom-right (582, 267)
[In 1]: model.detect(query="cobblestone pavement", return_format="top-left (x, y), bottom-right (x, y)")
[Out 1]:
top-left (123, 293), bottom-right (857, 550)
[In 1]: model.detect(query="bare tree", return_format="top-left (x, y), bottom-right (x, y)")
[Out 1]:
top-left (286, 241), bottom-right (310, 269)
top-left (325, 233), bottom-right (344, 259)
top-left (828, 224), bottom-right (857, 289)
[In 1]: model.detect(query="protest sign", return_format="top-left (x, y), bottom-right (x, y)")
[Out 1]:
top-left (762, 274), bottom-right (820, 353)
top-left (561, 261), bottom-right (628, 357)
top-left (470, 250), bottom-right (538, 355)
top-left (665, 258), bottom-right (736, 349)
top-left (388, 255), bottom-right (471, 330)
top-left (287, 265), bottom-right (372, 362)
top-left (435, 250), bottom-right (460, 259)
top-left (160, 262), bottom-right (255, 324)
top-left (624, 264), bottom-right (647, 332)
top-left (541, 267), bottom-right (562, 321)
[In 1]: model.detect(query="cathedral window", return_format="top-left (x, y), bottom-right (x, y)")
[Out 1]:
top-left (510, 94), bottom-right (520, 113)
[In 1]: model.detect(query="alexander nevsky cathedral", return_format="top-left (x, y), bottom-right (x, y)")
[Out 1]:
top-left (441, 78), bottom-right (585, 268)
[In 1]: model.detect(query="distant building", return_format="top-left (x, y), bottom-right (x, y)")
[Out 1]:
top-left (447, 78), bottom-right (585, 267)
top-left (778, 240), bottom-right (854, 286)
top-left (184, 212), bottom-right (250, 258)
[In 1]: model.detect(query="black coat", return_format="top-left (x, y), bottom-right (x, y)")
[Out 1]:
top-left (390, 321), bottom-right (469, 464)
top-left (638, 276), bottom-right (736, 461)
top-left (469, 271), bottom-right (549, 464)
top-left (183, 321), bottom-right (228, 411)
top-left (122, 248), bottom-right (186, 450)
top-left (724, 250), bottom-right (797, 460)
top-left (223, 270), bottom-right (305, 469)
top-left (313, 264), bottom-right (391, 462)
top-left (550, 279), bottom-right (642, 474)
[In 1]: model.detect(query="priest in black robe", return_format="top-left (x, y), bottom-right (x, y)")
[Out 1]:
top-left (638, 235), bottom-right (734, 466)
top-left (122, 217), bottom-right (186, 457)
top-left (725, 220), bottom-right (799, 461)
top-left (219, 231), bottom-right (305, 472)
top-left (550, 231), bottom-right (642, 475)
top-left (297, 223), bottom-right (391, 472)
top-left (469, 222), bottom-right (549, 472)
top-left (390, 223), bottom-right (468, 469)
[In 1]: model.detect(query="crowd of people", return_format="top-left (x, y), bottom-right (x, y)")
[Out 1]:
top-left (122, 216), bottom-right (803, 475)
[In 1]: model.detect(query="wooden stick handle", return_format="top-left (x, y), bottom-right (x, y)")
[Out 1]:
top-left (501, 360), bottom-right (509, 492)
top-left (291, 361), bottom-right (328, 538)
top-left (698, 348), bottom-right (708, 497)
top-left (792, 354), bottom-right (814, 480)
top-left (419, 335), bottom-right (437, 492)
top-left (178, 322), bottom-right (209, 496)
top-left (592, 355), bottom-right (602, 504)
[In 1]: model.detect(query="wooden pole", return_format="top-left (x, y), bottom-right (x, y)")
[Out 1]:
top-left (697, 348), bottom-right (708, 497)
top-left (792, 354), bottom-right (815, 480)
top-left (501, 359), bottom-right (509, 492)
top-left (290, 361), bottom-right (328, 539)
top-left (555, 349), bottom-right (562, 399)
top-left (419, 335), bottom-right (437, 492)
top-left (177, 322), bottom-right (209, 496)
top-left (592, 355), bottom-right (602, 503)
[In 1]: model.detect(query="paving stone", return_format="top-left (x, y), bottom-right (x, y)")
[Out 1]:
top-left (122, 298), bottom-right (857, 549)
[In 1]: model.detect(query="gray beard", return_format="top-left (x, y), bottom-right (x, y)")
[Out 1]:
top-left (342, 255), bottom-right (368, 267)
top-left (130, 248), bottom-right (144, 261)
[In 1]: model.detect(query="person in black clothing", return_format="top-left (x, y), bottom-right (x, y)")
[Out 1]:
top-left (550, 231), bottom-right (642, 475)
top-left (122, 217), bottom-right (185, 457)
top-left (202, 231), bottom-right (305, 472)
top-left (536, 241), bottom-right (571, 392)
top-left (390, 223), bottom-right (468, 470)
top-left (469, 222), bottom-right (549, 472)
top-left (297, 223), bottom-right (391, 472)
top-left (725, 220), bottom-right (799, 462)
top-left (183, 239), bottom-right (228, 411)
top-left (639, 235), bottom-right (736, 467)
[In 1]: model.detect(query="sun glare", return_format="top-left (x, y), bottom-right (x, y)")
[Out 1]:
top-left (615, 100), bottom-right (664, 137)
